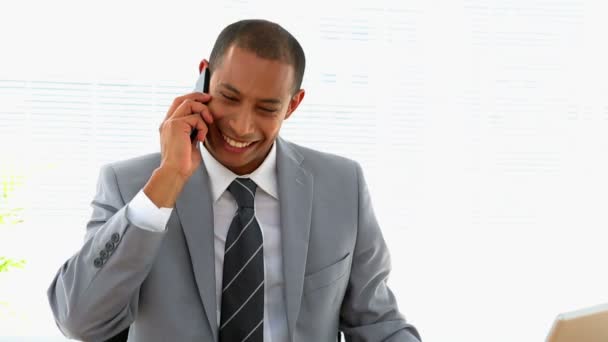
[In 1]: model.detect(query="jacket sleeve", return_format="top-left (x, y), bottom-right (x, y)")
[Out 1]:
top-left (339, 162), bottom-right (421, 342)
top-left (47, 164), bottom-right (167, 341)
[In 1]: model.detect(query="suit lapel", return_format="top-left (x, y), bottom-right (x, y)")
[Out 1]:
top-left (175, 163), bottom-right (218, 342)
top-left (277, 137), bottom-right (313, 340)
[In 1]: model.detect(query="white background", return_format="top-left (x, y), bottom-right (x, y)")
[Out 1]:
top-left (1, 0), bottom-right (608, 341)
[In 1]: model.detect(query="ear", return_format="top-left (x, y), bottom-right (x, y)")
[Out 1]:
top-left (198, 59), bottom-right (209, 73)
top-left (284, 89), bottom-right (305, 120)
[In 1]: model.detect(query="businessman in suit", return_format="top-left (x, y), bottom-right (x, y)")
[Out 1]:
top-left (47, 19), bottom-right (421, 342)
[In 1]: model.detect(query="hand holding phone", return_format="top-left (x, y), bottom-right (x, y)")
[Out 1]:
top-left (153, 66), bottom-right (213, 185)
top-left (146, 72), bottom-right (213, 207)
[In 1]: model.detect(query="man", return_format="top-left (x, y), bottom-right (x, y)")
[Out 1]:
top-left (48, 19), bottom-right (421, 342)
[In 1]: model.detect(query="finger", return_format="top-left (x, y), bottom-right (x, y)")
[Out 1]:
top-left (196, 127), bottom-right (208, 144)
top-left (187, 100), bottom-right (215, 125)
top-left (174, 98), bottom-right (214, 125)
top-left (200, 106), bottom-right (214, 125)
top-left (178, 113), bottom-right (209, 142)
top-left (164, 93), bottom-right (211, 121)
top-left (171, 98), bottom-right (211, 120)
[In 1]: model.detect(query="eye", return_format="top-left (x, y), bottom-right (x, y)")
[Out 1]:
top-left (258, 107), bottom-right (279, 116)
top-left (221, 93), bottom-right (238, 102)
top-left (259, 107), bottom-right (277, 113)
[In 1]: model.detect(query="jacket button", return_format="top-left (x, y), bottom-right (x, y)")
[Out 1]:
top-left (111, 233), bottom-right (120, 243)
top-left (100, 250), bottom-right (108, 259)
top-left (94, 258), bottom-right (103, 268)
top-left (105, 242), bottom-right (115, 252)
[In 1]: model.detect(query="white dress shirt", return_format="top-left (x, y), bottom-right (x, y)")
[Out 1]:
top-left (126, 142), bottom-right (288, 342)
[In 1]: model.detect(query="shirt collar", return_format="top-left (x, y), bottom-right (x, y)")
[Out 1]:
top-left (199, 141), bottom-right (279, 202)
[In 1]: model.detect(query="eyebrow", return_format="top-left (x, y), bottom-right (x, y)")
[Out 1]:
top-left (219, 83), bottom-right (282, 105)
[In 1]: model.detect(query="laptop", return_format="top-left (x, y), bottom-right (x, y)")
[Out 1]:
top-left (546, 303), bottom-right (608, 342)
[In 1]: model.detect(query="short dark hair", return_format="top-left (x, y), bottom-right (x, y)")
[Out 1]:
top-left (208, 19), bottom-right (306, 95)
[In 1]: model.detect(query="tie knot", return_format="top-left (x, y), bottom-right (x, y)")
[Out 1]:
top-left (227, 178), bottom-right (257, 208)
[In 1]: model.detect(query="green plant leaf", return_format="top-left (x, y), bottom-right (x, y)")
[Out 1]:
top-left (0, 257), bottom-right (26, 273)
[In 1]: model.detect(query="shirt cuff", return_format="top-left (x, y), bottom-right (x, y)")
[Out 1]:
top-left (126, 189), bottom-right (173, 232)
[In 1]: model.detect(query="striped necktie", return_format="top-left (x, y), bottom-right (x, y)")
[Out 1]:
top-left (219, 178), bottom-right (264, 342)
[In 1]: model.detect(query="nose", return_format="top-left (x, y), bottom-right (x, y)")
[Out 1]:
top-left (227, 110), bottom-right (255, 138)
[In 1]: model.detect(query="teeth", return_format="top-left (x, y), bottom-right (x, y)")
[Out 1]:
top-left (222, 134), bottom-right (253, 148)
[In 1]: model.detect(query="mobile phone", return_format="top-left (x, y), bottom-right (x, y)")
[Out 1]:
top-left (190, 67), bottom-right (211, 142)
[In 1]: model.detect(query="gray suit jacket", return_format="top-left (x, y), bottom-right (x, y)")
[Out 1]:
top-left (48, 136), bottom-right (421, 342)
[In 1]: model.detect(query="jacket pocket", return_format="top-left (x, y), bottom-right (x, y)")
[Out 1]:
top-left (303, 253), bottom-right (351, 295)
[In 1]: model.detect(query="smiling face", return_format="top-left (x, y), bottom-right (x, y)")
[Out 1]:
top-left (203, 45), bottom-right (305, 175)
